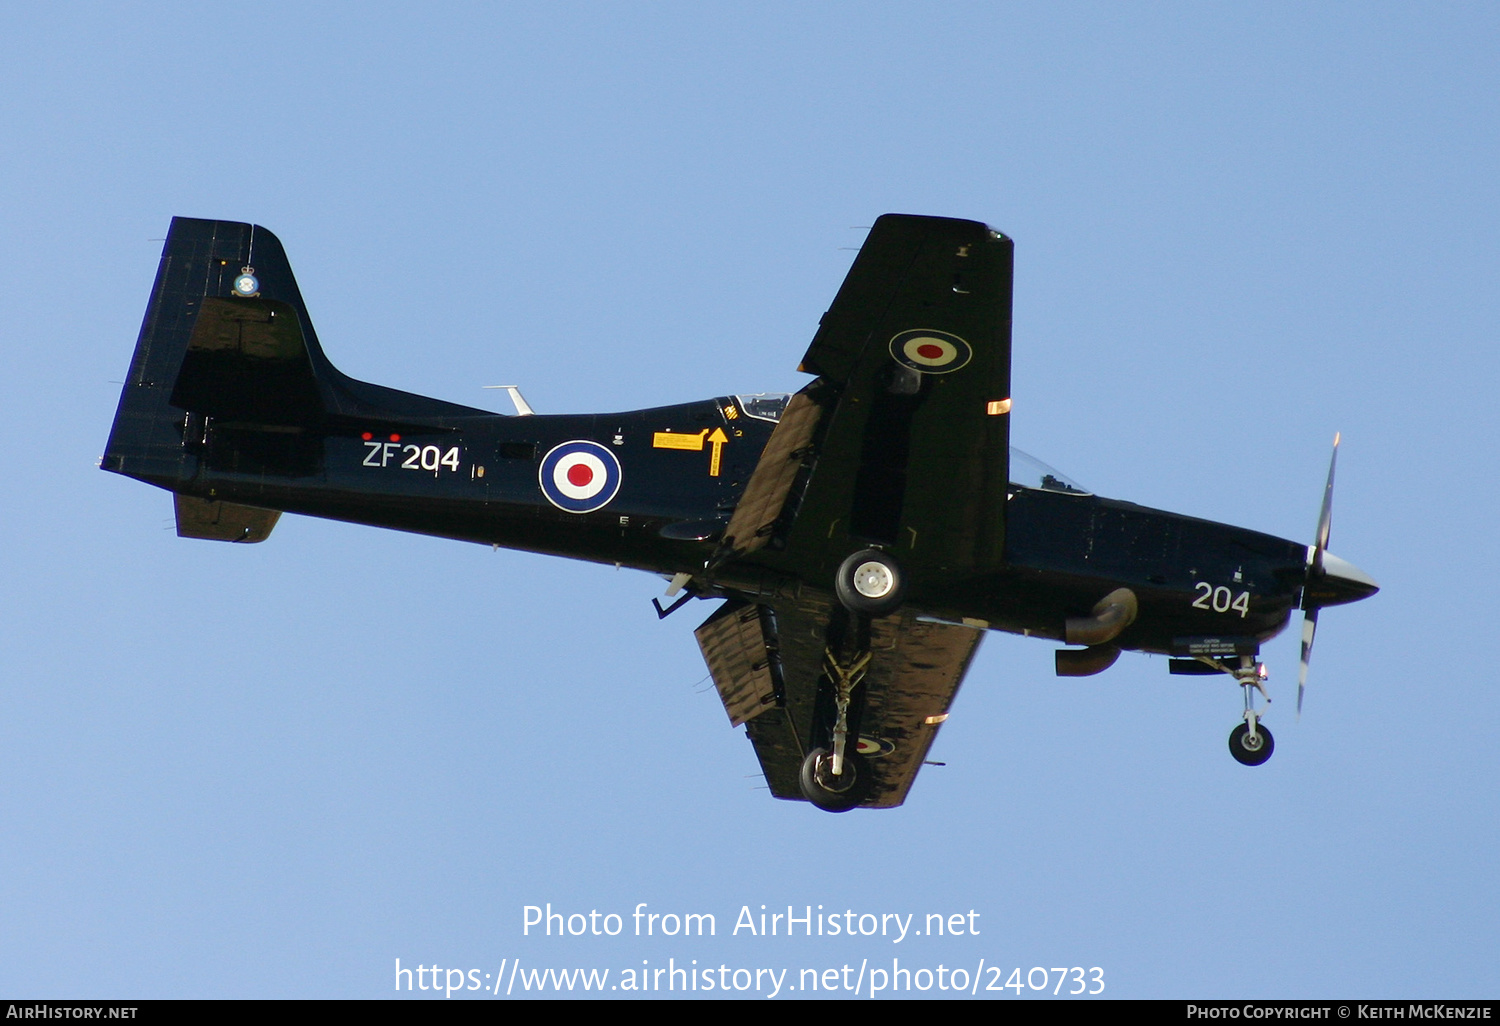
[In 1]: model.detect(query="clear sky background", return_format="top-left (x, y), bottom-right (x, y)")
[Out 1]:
top-left (2, 2), bottom-right (1496, 1000)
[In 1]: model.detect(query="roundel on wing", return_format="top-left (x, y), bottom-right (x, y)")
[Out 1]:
top-left (538, 440), bottom-right (622, 513)
top-left (889, 329), bottom-right (973, 374)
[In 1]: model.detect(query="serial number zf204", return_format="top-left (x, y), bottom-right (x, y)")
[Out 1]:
top-left (362, 440), bottom-right (462, 474)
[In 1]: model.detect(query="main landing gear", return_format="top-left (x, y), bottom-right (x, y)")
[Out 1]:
top-left (835, 549), bottom-right (906, 617)
top-left (799, 646), bottom-right (874, 812)
top-left (799, 548), bottom-right (902, 811)
top-left (800, 747), bottom-right (870, 813)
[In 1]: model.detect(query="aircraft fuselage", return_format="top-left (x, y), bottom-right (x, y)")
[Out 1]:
top-left (128, 394), bottom-right (1341, 659)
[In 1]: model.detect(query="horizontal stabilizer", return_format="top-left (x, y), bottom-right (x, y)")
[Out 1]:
top-left (174, 495), bottom-right (280, 542)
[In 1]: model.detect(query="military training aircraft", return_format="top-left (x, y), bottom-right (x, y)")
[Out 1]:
top-left (103, 214), bottom-right (1377, 811)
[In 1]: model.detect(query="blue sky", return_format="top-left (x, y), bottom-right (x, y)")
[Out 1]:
top-left (2, 2), bottom-right (1496, 999)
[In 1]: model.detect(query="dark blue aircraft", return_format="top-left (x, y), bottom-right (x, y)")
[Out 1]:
top-left (103, 215), bottom-right (1376, 811)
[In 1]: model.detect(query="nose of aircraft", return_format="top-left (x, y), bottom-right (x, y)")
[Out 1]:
top-left (1304, 551), bottom-right (1379, 608)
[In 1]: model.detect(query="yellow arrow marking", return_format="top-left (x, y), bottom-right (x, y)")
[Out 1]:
top-left (706, 428), bottom-right (728, 477)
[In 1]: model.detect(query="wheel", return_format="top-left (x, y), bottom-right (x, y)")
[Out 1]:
top-left (835, 548), bottom-right (906, 616)
top-left (798, 747), bottom-right (871, 812)
top-left (1228, 721), bottom-right (1275, 766)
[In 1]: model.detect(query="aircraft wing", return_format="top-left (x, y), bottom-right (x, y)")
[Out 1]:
top-left (696, 599), bottom-right (982, 808)
top-left (720, 214), bottom-right (1013, 578)
top-left (697, 216), bottom-right (1005, 807)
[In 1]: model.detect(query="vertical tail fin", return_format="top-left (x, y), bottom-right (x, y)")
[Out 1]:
top-left (101, 218), bottom-right (334, 490)
top-left (102, 218), bottom-right (489, 498)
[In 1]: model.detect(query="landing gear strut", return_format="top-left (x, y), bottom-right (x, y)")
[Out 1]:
top-left (823, 647), bottom-right (870, 780)
top-left (1227, 655), bottom-right (1273, 766)
top-left (798, 645), bottom-right (874, 812)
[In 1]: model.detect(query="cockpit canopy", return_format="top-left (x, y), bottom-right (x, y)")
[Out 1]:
top-left (732, 393), bottom-right (792, 422)
top-left (1009, 447), bottom-right (1090, 494)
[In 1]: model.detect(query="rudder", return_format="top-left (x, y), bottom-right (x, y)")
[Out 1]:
top-left (101, 218), bottom-right (331, 492)
top-left (102, 218), bottom-right (490, 540)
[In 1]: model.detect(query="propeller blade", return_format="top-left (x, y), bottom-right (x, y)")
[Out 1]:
top-left (1297, 607), bottom-right (1318, 718)
top-left (1300, 434), bottom-right (1339, 717)
top-left (1310, 433), bottom-right (1339, 576)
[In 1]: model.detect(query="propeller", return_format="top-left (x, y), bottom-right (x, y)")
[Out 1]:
top-left (1298, 433), bottom-right (1339, 717)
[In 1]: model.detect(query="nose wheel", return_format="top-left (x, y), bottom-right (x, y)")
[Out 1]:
top-left (1229, 721), bottom-right (1275, 766)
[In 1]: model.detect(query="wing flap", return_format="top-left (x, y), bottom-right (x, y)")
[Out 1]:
top-left (695, 601), bottom-right (808, 800)
top-left (697, 595), bottom-right (982, 808)
top-left (694, 601), bottom-right (781, 727)
top-left (716, 390), bottom-right (822, 560)
top-left (858, 614), bottom-right (983, 807)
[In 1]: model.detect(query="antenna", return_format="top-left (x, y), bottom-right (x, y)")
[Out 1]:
top-left (483, 385), bottom-right (535, 416)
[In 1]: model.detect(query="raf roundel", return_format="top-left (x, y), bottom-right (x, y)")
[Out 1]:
top-left (889, 328), bottom-right (972, 374)
top-left (538, 440), bottom-right (622, 514)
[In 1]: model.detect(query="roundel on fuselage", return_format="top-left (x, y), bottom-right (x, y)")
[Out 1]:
top-left (538, 440), bottom-right (622, 513)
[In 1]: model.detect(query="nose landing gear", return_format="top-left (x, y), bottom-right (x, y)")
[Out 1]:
top-left (1226, 655), bottom-right (1274, 766)
top-left (1229, 720), bottom-right (1274, 766)
top-left (1192, 653), bottom-right (1276, 766)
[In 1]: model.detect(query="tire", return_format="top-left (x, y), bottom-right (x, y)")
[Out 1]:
top-left (798, 747), bottom-right (871, 812)
top-left (1228, 721), bottom-right (1275, 766)
top-left (835, 548), bottom-right (906, 616)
